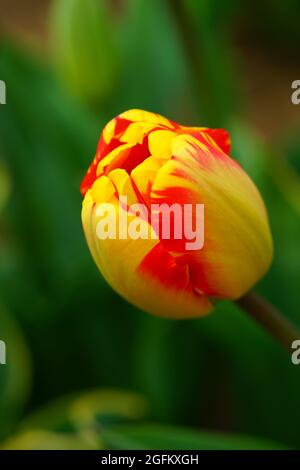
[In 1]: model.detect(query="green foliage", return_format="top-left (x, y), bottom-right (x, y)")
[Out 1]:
top-left (21, 389), bottom-right (147, 434)
top-left (1, 389), bottom-right (147, 450)
top-left (183, 0), bottom-right (241, 126)
top-left (49, 0), bottom-right (119, 107)
top-left (1, 430), bottom-right (96, 450)
top-left (101, 424), bottom-right (286, 450)
top-left (0, 0), bottom-right (300, 451)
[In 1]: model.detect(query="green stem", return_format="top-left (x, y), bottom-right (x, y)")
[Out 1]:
top-left (236, 291), bottom-right (300, 351)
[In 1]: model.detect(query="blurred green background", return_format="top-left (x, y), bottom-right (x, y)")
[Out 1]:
top-left (0, 0), bottom-right (300, 450)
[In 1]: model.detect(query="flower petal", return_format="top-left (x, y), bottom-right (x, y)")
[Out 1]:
top-left (82, 175), bottom-right (212, 318)
top-left (150, 133), bottom-right (273, 298)
top-left (119, 109), bottom-right (174, 128)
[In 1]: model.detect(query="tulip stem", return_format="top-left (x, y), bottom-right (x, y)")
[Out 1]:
top-left (236, 291), bottom-right (300, 351)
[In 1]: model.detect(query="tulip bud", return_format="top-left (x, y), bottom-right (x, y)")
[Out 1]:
top-left (49, 0), bottom-right (118, 105)
top-left (81, 109), bottom-right (273, 318)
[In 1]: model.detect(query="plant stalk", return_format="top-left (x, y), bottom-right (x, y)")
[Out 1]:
top-left (236, 291), bottom-right (300, 351)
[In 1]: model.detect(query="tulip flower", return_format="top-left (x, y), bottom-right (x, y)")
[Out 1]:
top-left (80, 109), bottom-right (273, 319)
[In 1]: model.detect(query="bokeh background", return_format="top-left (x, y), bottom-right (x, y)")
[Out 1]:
top-left (0, 0), bottom-right (300, 450)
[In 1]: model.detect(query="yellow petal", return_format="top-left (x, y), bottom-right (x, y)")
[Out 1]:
top-left (131, 156), bottom-right (168, 203)
top-left (102, 118), bottom-right (116, 144)
top-left (96, 143), bottom-right (135, 175)
top-left (119, 122), bottom-right (158, 145)
top-left (82, 175), bottom-right (213, 318)
top-left (108, 168), bottom-right (141, 206)
top-left (119, 109), bottom-right (174, 128)
top-left (148, 129), bottom-right (176, 159)
top-left (91, 175), bottom-right (116, 203)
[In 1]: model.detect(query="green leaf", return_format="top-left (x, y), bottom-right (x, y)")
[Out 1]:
top-left (21, 389), bottom-right (147, 434)
top-left (69, 389), bottom-right (147, 428)
top-left (102, 423), bottom-right (286, 450)
top-left (49, 0), bottom-right (119, 106)
top-left (181, 0), bottom-right (241, 126)
top-left (1, 430), bottom-right (97, 450)
top-left (112, 0), bottom-right (195, 121)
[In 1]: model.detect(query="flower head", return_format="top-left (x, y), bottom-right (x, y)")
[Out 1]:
top-left (81, 109), bottom-right (273, 318)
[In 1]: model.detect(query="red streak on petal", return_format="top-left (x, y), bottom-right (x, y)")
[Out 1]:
top-left (148, 185), bottom-right (221, 297)
top-left (121, 138), bottom-right (150, 174)
top-left (80, 165), bottom-right (98, 196)
top-left (150, 186), bottom-right (198, 252)
top-left (202, 128), bottom-right (231, 155)
top-left (114, 117), bottom-right (132, 137)
top-left (81, 118), bottom-right (133, 196)
top-left (138, 243), bottom-right (191, 291)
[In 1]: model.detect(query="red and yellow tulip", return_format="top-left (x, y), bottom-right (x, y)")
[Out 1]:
top-left (81, 109), bottom-right (273, 318)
